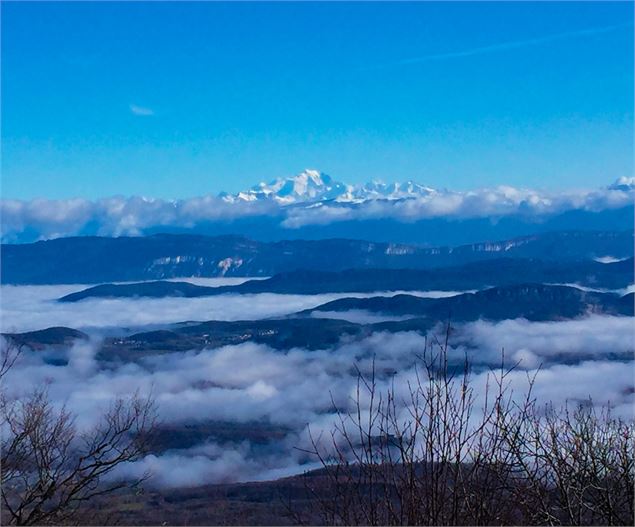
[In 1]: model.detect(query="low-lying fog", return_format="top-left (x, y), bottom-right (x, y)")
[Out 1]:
top-left (0, 279), bottom-right (466, 333)
top-left (1, 280), bottom-right (633, 490)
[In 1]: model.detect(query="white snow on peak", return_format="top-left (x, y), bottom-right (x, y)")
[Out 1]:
top-left (351, 180), bottom-right (436, 201)
top-left (220, 170), bottom-right (436, 204)
top-left (221, 169), bottom-right (351, 204)
top-left (219, 170), bottom-right (635, 208)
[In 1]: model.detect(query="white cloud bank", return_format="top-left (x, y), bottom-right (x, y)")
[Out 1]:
top-left (0, 282), bottom-right (465, 333)
top-left (2, 313), bottom-right (633, 488)
top-left (282, 180), bottom-right (635, 228)
top-left (1, 178), bottom-right (633, 242)
top-left (0, 195), bottom-right (278, 242)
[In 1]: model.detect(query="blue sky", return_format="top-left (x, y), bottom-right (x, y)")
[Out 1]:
top-left (2, 1), bottom-right (633, 199)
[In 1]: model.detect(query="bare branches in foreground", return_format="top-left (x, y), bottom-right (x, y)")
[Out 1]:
top-left (298, 331), bottom-right (634, 526)
top-left (0, 340), bottom-right (157, 526)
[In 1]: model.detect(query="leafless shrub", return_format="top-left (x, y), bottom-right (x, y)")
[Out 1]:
top-left (0, 340), bottom-right (157, 526)
top-left (0, 338), bottom-right (23, 382)
top-left (297, 326), bottom-right (634, 526)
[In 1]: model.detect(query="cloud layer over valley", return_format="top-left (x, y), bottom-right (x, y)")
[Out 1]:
top-left (2, 281), bottom-right (633, 489)
top-left (0, 281), bottom-right (464, 333)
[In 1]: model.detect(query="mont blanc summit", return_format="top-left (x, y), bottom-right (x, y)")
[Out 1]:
top-left (220, 169), bottom-right (438, 204)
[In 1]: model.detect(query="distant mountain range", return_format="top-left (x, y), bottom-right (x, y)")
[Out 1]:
top-left (57, 257), bottom-right (634, 302)
top-left (164, 171), bottom-right (635, 245)
top-left (218, 169), bottom-right (437, 204)
top-left (6, 284), bottom-right (632, 362)
top-left (3, 230), bottom-right (633, 285)
top-left (3, 171), bottom-right (634, 245)
top-left (306, 284), bottom-right (634, 321)
top-left (220, 170), bottom-right (635, 207)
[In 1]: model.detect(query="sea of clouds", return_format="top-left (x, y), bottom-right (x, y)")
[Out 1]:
top-left (1, 280), bottom-right (633, 489)
top-left (0, 281), bottom-right (463, 333)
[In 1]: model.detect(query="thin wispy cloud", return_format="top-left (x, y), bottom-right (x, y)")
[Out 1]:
top-left (129, 103), bottom-right (154, 116)
top-left (374, 23), bottom-right (631, 69)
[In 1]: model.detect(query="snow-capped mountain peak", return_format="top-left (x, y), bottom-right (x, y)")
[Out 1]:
top-left (221, 169), bottom-right (350, 204)
top-left (220, 169), bottom-right (437, 204)
top-left (353, 180), bottom-right (436, 200)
